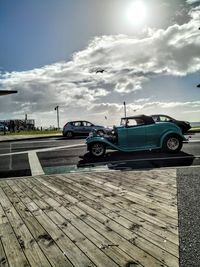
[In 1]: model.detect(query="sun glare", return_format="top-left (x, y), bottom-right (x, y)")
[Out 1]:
top-left (126, 1), bottom-right (147, 26)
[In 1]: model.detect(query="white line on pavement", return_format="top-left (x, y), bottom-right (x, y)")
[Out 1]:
top-left (28, 151), bottom-right (45, 176)
top-left (0, 143), bottom-right (85, 157)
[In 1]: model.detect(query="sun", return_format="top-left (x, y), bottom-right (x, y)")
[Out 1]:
top-left (126, 1), bottom-right (147, 26)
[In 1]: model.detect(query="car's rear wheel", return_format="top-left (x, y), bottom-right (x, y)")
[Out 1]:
top-left (162, 134), bottom-right (182, 153)
top-left (65, 131), bottom-right (73, 138)
top-left (89, 142), bottom-right (106, 157)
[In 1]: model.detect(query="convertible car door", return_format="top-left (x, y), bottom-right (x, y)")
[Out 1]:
top-left (145, 123), bottom-right (162, 148)
top-left (126, 125), bottom-right (146, 149)
top-left (118, 119), bottom-right (146, 150)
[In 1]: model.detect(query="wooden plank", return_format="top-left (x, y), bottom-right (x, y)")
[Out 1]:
top-left (33, 175), bottom-right (179, 264)
top-left (43, 174), bottom-right (178, 244)
top-left (21, 178), bottom-right (167, 266)
top-left (0, 182), bottom-right (52, 267)
top-left (12, 180), bottom-right (98, 267)
top-left (0, 234), bottom-right (9, 267)
top-left (0, 188), bottom-right (30, 267)
top-left (93, 172), bottom-right (177, 201)
top-left (0, 205), bottom-right (9, 267)
top-left (16, 180), bottom-right (125, 267)
top-left (54, 173), bottom-right (177, 226)
top-left (0, 222), bottom-right (30, 267)
top-left (27, 178), bottom-right (162, 267)
top-left (66, 172), bottom-right (178, 219)
top-left (39, 210), bottom-right (133, 267)
top-left (57, 173), bottom-right (178, 228)
top-left (1, 182), bottom-right (72, 267)
top-left (74, 172), bottom-right (178, 213)
top-left (69, 205), bottom-right (178, 267)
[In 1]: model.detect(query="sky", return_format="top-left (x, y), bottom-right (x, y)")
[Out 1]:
top-left (0, 0), bottom-right (200, 127)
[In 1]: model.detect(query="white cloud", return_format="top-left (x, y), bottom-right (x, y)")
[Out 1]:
top-left (187, 0), bottom-right (200, 4)
top-left (0, 6), bottom-right (200, 125)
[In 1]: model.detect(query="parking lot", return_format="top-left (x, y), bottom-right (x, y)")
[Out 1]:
top-left (0, 133), bottom-right (200, 178)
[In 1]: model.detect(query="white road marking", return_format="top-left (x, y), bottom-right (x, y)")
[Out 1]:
top-left (28, 151), bottom-right (44, 176)
top-left (0, 143), bottom-right (85, 157)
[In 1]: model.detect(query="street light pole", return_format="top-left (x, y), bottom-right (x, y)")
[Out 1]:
top-left (123, 101), bottom-right (127, 117)
top-left (54, 106), bottom-right (60, 130)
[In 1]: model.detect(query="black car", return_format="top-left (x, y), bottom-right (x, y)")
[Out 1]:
top-left (151, 114), bottom-right (191, 134)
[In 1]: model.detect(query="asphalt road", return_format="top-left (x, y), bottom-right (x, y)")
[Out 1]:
top-left (0, 133), bottom-right (200, 178)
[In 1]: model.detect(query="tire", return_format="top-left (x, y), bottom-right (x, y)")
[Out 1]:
top-left (89, 142), bottom-right (106, 157)
top-left (162, 134), bottom-right (183, 153)
top-left (65, 131), bottom-right (73, 139)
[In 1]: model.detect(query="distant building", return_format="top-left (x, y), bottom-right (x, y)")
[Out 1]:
top-left (0, 119), bottom-right (35, 131)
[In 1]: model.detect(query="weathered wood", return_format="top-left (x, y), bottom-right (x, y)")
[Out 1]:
top-left (72, 172), bottom-right (178, 213)
top-left (19, 180), bottom-right (128, 267)
top-left (0, 185), bottom-right (52, 267)
top-left (0, 183), bottom-right (72, 267)
top-left (42, 174), bottom-right (178, 244)
top-left (57, 173), bottom-right (178, 227)
top-left (34, 175), bottom-right (179, 266)
top-left (14, 179), bottom-right (124, 267)
top-left (0, 188), bottom-right (30, 267)
top-left (0, 229), bottom-right (9, 267)
top-left (67, 172), bottom-right (178, 219)
top-left (0, 169), bottom-right (179, 267)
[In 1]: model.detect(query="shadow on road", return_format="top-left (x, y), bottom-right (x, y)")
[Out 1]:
top-left (77, 150), bottom-right (195, 170)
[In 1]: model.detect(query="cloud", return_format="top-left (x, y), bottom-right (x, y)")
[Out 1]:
top-left (0, 6), bottom-right (200, 124)
top-left (187, 0), bottom-right (200, 4)
top-left (88, 101), bottom-right (200, 123)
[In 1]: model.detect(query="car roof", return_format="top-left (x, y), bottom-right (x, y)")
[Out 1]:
top-left (69, 120), bottom-right (91, 123)
top-left (121, 115), bottom-right (155, 124)
top-left (151, 114), bottom-right (172, 117)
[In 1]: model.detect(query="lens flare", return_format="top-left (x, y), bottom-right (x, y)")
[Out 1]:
top-left (126, 1), bottom-right (147, 26)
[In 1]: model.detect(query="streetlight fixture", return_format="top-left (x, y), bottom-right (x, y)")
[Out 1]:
top-left (197, 84), bottom-right (200, 88)
top-left (54, 105), bottom-right (60, 130)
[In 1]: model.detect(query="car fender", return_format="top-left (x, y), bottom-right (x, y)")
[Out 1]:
top-left (159, 130), bottom-right (186, 148)
top-left (86, 137), bottom-right (122, 151)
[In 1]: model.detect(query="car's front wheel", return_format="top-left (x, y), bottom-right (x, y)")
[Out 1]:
top-left (162, 134), bottom-right (183, 153)
top-left (89, 142), bottom-right (106, 157)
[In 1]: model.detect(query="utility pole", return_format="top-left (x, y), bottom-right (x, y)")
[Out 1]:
top-left (123, 101), bottom-right (127, 117)
top-left (54, 106), bottom-right (60, 130)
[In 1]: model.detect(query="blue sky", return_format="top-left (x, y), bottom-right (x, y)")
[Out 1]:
top-left (0, 0), bottom-right (200, 126)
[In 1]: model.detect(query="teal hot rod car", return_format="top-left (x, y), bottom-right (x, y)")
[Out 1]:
top-left (86, 115), bottom-right (187, 157)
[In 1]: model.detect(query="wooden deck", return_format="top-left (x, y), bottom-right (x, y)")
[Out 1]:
top-left (0, 169), bottom-right (179, 267)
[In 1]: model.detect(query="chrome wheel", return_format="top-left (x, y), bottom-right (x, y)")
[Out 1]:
top-left (166, 137), bottom-right (179, 151)
top-left (91, 143), bottom-right (105, 157)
